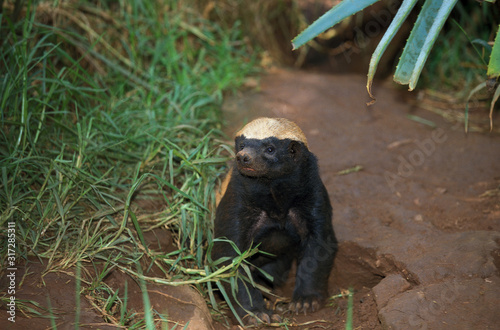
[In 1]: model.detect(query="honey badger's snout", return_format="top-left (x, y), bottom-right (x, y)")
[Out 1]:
top-left (236, 149), bottom-right (254, 166)
top-left (236, 147), bottom-right (263, 176)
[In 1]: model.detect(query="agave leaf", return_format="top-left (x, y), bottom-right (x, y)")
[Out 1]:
top-left (465, 81), bottom-right (487, 133)
top-left (291, 0), bottom-right (380, 50)
top-left (394, 0), bottom-right (458, 91)
top-left (489, 83), bottom-right (500, 130)
top-left (367, 0), bottom-right (419, 99)
top-left (487, 25), bottom-right (500, 78)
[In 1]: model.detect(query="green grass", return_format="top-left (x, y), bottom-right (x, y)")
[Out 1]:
top-left (1, 1), bottom-right (369, 328)
top-left (0, 0), bottom-right (256, 327)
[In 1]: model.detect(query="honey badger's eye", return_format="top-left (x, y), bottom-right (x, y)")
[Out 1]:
top-left (266, 146), bottom-right (275, 153)
top-left (239, 144), bottom-right (245, 150)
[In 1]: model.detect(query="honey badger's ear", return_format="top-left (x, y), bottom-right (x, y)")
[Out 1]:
top-left (289, 141), bottom-right (303, 157)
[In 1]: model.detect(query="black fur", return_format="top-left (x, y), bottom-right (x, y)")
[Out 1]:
top-left (213, 135), bottom-right (337, 321)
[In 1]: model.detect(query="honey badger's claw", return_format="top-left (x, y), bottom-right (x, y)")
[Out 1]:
top-left (259, 312), bottom-right (271, 324)
top-left (289, 296), bottom-right (323, 314)
top-left (312, 299), bottom-right (320, 311)
top-left (289, 301), bottom-right (300, 314)
top-left (271, 314), bottom-right (282, 323)
top-left (247, 312), bottom-right (281, 325)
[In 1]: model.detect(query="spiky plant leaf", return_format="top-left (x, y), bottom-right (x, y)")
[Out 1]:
top-left (291, 0), bottom-right (379, 50)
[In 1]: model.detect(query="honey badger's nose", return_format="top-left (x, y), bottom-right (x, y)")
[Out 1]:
top-left (236, 151), bottom-right (252, 165)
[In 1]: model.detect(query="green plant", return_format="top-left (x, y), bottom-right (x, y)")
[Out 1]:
top-left (345, 287), bottom-right (354, 330)
top-left (291, 0), bottom-right (499, 129)
top-left (0, 0), bottom-right (256, 327)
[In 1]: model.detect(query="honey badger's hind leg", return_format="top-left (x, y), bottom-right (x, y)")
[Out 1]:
top-left (258, 253), bottom-right (294, 286)
top-left (239, 254), bottom-right (295, 324)
top-left (232, 275), bottom-right (282, 325)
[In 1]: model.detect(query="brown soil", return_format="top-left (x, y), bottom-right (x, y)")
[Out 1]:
top-left (1, 68), bottom-right (499, 329)
top-left (220, 68), bottom-right (500, 329)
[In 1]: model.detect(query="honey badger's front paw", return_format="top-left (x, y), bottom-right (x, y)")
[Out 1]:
top-left (289, 293), bottom-right (324, 315)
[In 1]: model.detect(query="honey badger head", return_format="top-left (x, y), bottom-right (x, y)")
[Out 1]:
top-left (234, 117), bottom-right (309, 178)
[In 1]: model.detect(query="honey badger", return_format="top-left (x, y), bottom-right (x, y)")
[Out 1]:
top-left (213, 117), bottom-right (337, 323)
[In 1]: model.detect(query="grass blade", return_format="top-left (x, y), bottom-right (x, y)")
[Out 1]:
top-left (345, 287), bottom-right (354, 330)
top-left (75, 261), bottom-right (82, 329)
top-left (137, 264), bottom-right (155, 330)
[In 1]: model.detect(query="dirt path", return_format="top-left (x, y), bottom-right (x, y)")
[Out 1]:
top-left (2, 69), bottom-right (498, 330)
top-left (222, 68), bottom-right (500, 329)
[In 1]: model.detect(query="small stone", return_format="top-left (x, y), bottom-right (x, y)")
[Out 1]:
top-left (373, 274), bottom-right (411, 309)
